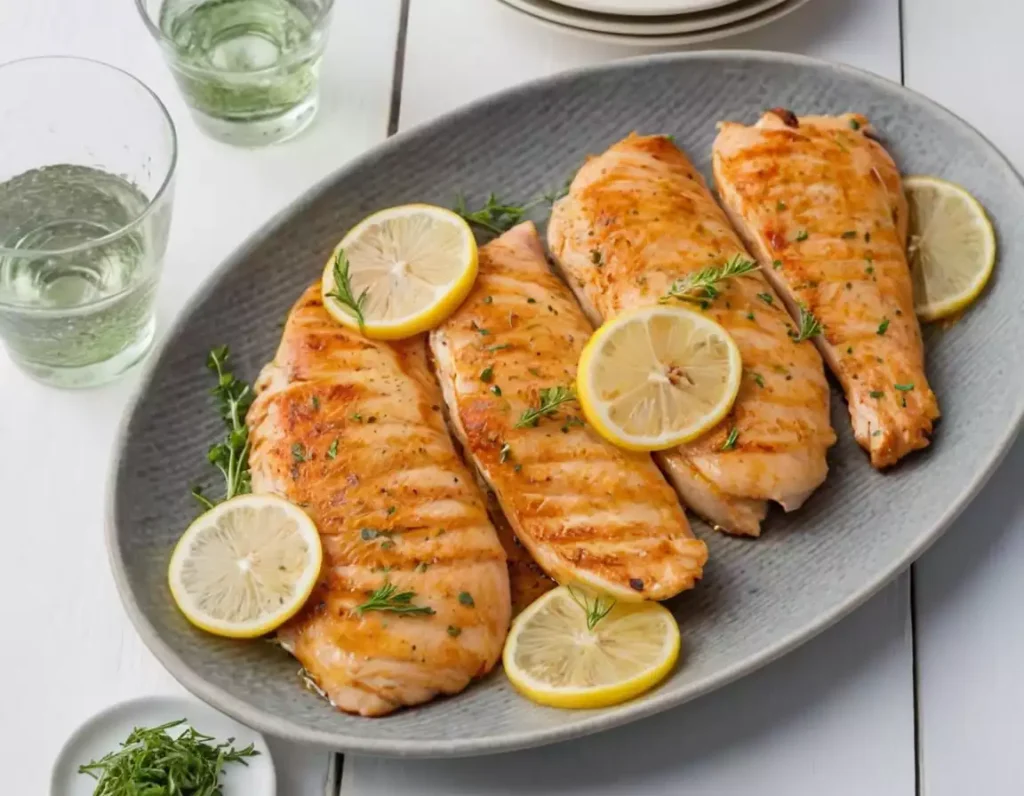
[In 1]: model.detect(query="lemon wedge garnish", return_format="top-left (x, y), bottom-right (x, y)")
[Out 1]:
top-left (503, 586), bottom-right (680, 709)
top-left (321, 204), bottom-right (478, 340)
top-left (168, 494), bottom-right (322, 639)
top-left (576, 305), bottom-right (742, 451)
top-left (904, 175), bottom-right (996, 322)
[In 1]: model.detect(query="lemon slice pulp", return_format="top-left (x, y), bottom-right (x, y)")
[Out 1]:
top-left (576, 305), bottom-right (742, 451)
top-left (503, 586), bottom-right (680, 709)
top-left (168, 494), bottom-right (322, 638)
top-left (904, 175), bottom-right (995, 322)
top-left (321, 204), bottom-right (478, 340)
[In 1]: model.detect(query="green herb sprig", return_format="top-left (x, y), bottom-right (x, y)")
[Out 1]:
top-left (454, 193), bottom-right (533, 236)
top-left (191, 346), bottom-right (253, 511)
top-left (77, 719), bottom-right (258, 795)
top-left (454, 176), bottom-right (573, 238)
top-left (356, 580), bottom-right (435, 616)
top-left (515, 386), bottom-right (577, 429)
top-left (660, 255), bottom-right (758, 306)
top-left (568, 586), bottom-right (616, 632)
top-left (324, 248), bottom-right (369, 330)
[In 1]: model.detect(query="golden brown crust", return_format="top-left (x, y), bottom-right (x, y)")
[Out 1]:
top-left (247, 285), bottom-right (510, 716)
top-left (430, 223), bottom-right (707, 600)
top-left (713, 113), bottom-right (939, 468)
top-left (547, 134), bottom-right (835, 533)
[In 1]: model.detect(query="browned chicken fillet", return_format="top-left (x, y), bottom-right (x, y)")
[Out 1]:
top-left (548, 134), bottom-right (835, 536)
top-left (430, 222), bottom-right (707, 600)
top-left (247, 285), bottom-right (510, 717)
top-left (713, 111), bottom-right (940, 467)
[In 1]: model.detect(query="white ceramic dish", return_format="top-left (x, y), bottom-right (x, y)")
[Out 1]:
top-left (551, 0), bottom-right (741, 17)
top-left (51, 695), bottom-right (276, 796)
top-left (498, 0), bottom-right (808, 44)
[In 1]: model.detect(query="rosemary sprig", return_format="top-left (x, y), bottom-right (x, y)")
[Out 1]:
top-left (454, 193), bottom-right (532, 236)
top-left (660, 255), bottom-right (759, 306)
top-left (515, 385), bottom-right (577, 429)
top-left (356, 580), bottom-right (435, 616)
top-left (324, 248), bottom-right (369, 330)
top-left (789, 306), bottom-right (824, 342)
top-left (77, 719), bottom-right (258, 795)
top-left (453, 175), bottom-right (574, 238)
top-left (568, 586), bottom-right (616, 632)
top-left (191, 346), bottom-right (253, 511)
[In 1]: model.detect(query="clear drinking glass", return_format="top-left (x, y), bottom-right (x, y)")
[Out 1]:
top-left (0, 57), bottom-right (176, 389)
top-left (136, 0), bottom-right (335, 146)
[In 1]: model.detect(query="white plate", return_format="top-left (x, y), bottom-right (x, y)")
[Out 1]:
top-left (499, 0), bottom-right (791, 35)
top-left (498, 0), bottom-right (809, 44)
top-left (51, 695), bottom-right (276, 796)
top-left (553, 0), bottom-right (740, 15)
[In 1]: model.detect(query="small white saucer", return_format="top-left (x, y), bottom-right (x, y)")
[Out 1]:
top-left (51, 695), bottom-right (276, 796)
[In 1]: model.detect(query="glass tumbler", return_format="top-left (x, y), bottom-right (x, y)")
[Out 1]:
top-left (0, 57), bottom-right (176, 389)
top-left (137, 0), bottom-right (335, 146)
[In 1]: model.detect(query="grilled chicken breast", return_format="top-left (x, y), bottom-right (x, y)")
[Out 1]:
top-left (548, 134), bottom-right (835, 536)
top-left (430, 222), bottom-right (707, 600)
top-left (247, 284), bottom-right (510, 717)
top-left (713, 111), bottom-right (940, 467)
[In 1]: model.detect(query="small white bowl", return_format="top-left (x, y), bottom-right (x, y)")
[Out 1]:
top-left (51, 695), bottom-right (276, 796)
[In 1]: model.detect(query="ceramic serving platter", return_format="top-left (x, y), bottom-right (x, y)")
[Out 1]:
top-left (108, 51), bottom-right (1024, 757)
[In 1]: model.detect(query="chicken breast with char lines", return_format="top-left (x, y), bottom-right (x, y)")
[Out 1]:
top-left (548, 134), bottom-right (836, 537)
top-left (430, 222), bottom-right (707, 600)
top-left (712, 110), bottom-right (939, 467)
top-left (247, 284), bottom-right (510, 717)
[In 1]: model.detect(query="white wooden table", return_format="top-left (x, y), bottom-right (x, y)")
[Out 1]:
top-left (1, 1), bottom-right (1019, 793)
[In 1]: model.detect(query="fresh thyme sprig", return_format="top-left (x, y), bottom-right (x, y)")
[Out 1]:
top-left (356, 580), bottom-right (435, 616)
top-left (789, 305), bottom-right (824, 342)
top-left (568, 586), bottom-right (616, 632)
top-left (77, 719), bottom-right (259, 795)
top-left (324, 248), bottom-right (369, 329)
top-left (515, 385), bottom-right (577, 429)
top-left (660, 255), bottom-right (759, 306)
top-left (191, 346), bottom-right (253, 511)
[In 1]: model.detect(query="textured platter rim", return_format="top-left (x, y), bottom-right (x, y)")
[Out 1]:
top-left (496, 0), bottom-right (808, 45)
top-left (106, 49), bottom-right (1024, 757)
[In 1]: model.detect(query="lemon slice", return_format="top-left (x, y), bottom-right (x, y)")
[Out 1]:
top-left (321, 204), bottom-right (478, 340)
top-left (904, 175), bottom-right (996, 322)
top-left (577, 305), bottom-right (742, 451)
top-left (503, 586), bottom-right (680, 709)
top-left (168, 494), bottom-right (322, 639)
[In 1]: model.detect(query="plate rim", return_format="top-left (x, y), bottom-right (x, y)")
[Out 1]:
top-left (495, 0), bottom-right (805, 44)
top-left (497, 0), bottom-right (791, 36)
top-left (549, 0), bottom-right (742, 17)
top-left (106, 48), bottom-right (1024, 758)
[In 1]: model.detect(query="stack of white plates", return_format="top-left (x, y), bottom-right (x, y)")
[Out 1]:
top-left (498, 0), bottom-right (814, 45)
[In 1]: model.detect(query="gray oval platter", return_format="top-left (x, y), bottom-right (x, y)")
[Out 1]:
top-left (107, 51), bottom-right (1024, 757)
